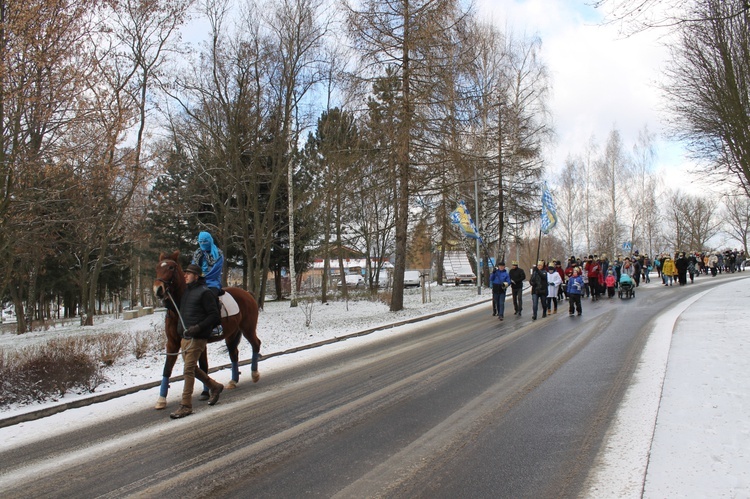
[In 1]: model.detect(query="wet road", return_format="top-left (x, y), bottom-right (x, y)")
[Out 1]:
top-left (0, 276), bottom-right (724, 498)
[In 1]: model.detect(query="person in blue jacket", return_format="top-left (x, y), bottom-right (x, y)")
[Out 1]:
top-left (566, 267), bottom-right (584, 316)
top-left (192, 231), bottom-right (224, 297)
top-left (490, 262), bottom-right (511, 320)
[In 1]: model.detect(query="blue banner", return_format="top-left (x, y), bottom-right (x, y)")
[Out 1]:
top-left (541, 182), bottom-right (558, 234)
top-left (450, 201), bottom-right (482, 241)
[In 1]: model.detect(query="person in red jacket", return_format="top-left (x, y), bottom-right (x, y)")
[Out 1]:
top-left (584, 255), bottom-right (602, 301)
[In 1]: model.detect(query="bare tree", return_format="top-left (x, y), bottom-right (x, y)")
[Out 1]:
top-left (722, 193), bottom-right (750, 253)
top-left (623, 125), bottom-right (657, 255)
top-left (666, 190), bottom-right (721, 251)
top-left (264, 0), bottom-right (329, 307)
top-left (466, 24), bottom-right (551, 263)
top-left (0, 0), bottom-right (100, 331)
top-left (72, 0), bottom-right (191, 326)
top-left (593, 0), bottom-right (750, 33)
top-left (662, 0), bottom-right (750, 196)
top-left (557, 156), bottom-right (583, 256)
top-left (598, 127), bottom-right (629, 258)
top-left (581, 135), bottom-right (600, 255)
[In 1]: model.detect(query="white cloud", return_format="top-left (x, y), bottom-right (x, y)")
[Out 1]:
top-left (475, 0), bottom-right (691, 181)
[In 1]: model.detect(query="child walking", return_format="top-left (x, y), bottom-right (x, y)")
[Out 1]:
top-left (605, 270), bottom-right (616, 298)
top-left (567, 267), bottom-right (584, 316)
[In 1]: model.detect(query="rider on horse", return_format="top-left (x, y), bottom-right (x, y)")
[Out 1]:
top-left (192, 231), bottom-right (224, 297)
top-left (193, 231), bottom-right (224, 335)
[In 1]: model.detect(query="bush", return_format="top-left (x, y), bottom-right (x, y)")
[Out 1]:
top-left (133, 326), bottom-right (164, 359)
top-left (377, 289), bottom-right (392, 306)
top-left (0, 339), bottom-right (105, 408)
top-left (92, 333), bottom-right (130, 366)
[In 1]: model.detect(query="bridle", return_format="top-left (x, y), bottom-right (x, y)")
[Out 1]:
top-left (155, 261), bottom-right (190, 353)
top-left (156, 261), bottom-right (181, 310)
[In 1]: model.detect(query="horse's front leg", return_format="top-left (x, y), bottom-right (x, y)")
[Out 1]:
top-left (198, 349), bottom-right (210, 401)
top-left (156, 336), bottom-right (181, 410)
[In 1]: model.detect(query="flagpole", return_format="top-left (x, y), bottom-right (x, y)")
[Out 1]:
top-left (535, 228), bottom-right (542, 265)
top-left (537, 182), bottom-right (544, 266)
top-left (474, 165), bottom-right (481, 296)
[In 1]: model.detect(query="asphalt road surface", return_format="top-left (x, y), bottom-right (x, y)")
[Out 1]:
top-left (0, 275), bottom-right (725, 498)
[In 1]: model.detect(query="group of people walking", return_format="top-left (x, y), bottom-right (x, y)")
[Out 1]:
top-left (653, 249), bottom-right (745, 282)
top-left (487, 248), bottom-right (746, 324)
top-left (490, 258), bottom-right (585, 321)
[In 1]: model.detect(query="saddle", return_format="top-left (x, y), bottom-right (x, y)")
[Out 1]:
top-left (219, 291), bottom-right (240, 318)
top-left (210, 292), bottom-right (239, 338)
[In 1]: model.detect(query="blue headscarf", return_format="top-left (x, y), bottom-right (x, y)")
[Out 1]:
top-left (198, 231), bottom-right (219, 261)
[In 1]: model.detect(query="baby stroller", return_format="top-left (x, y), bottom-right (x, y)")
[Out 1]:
top-left (618, 274), bottom-right (635, 299)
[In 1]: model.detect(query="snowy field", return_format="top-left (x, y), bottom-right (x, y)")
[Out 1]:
top-left (0, 285), bottom-right (489, 418)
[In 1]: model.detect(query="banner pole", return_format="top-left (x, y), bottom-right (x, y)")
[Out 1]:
top-left (474, 168), bottom-right (481, 296)
top-left (535, 228), bottom-right (542, 265)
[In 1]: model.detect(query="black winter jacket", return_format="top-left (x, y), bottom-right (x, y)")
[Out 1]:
top-left (509, 267), bottom-right (526, 289)
top-left (529, 268), bottom-right (548, 295)
top-left (178, 277), bottom-right (221, 339)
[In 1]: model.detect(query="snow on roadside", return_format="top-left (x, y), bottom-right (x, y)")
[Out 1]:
top-left (0, 285), bottom-right (489, 418)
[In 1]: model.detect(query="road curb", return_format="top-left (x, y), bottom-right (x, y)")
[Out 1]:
top-left (0, 296), bottom-right (490, 429)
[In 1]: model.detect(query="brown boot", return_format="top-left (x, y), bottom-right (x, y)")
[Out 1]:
top-left (170, 405), bottom-right (193, 419)
top-left (208, 383), bottom-right (224, 406)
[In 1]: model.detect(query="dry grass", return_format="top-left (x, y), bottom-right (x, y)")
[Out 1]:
top-left (133, 325), bottom-right (164, 359)
top-left (377, 289), bottom-right (392, 306)
top-left (92, 333), bottom-right (130, 366)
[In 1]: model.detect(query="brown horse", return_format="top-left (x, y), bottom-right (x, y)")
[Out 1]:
top-left (152, 251), bottom-right (261, 410)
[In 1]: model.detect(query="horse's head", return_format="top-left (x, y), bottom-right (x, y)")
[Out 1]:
top-left (153, 251), bottom-right (184, 301)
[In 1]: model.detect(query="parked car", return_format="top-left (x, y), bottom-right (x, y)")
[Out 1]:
top-left (454, 266), bottom-right (477, 286)
top-left (1, 307), bottom-right (16, 322)
top-left (340, 274), bottom-right (364, 288)
top-left (403, 270), bottom-right (421, 288)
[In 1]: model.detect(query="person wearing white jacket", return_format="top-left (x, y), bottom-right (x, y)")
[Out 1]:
top-left (546, 265), bottom-right (563, 314)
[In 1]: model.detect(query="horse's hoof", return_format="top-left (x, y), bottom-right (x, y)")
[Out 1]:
top-left (226, 380), bottom-right (237, 389)
top-left (199, 391), bottom-right (210, 401)
top-left (155, 397), bottom-right (167, 410)
top-left (252, 371), bottom-right (260, 383)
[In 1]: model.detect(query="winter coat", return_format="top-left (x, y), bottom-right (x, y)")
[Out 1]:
top-left (585, 261), bottom-right (601, 282)
top-left (490, 268), bottom-right (511, 293)
top-left (547, 270), bottom-right (562, 297)
top-left (178, 277), bottom-right (221, 339)
top-left (708, 254), bottom-right (719, 267)
top-left (621, 263), bottom-right (634, 277)
top-left (509, 267), bottom-right (526, 289)
top-left (192, 247), bottom-right (224, 290)
top-left (566, 275), bottom-right (584, 295)
top-left (605, 274), bottom-right (616, 288)
top-left (529, 267), bottom-right (548, 295)
top-left (662, 258), bottom-right (677, 276)
top-left (675, 256), bottom-right (689, 273)
top-left (555, 265), bottom-right (566, 283)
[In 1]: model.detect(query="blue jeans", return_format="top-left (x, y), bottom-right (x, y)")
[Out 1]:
top-left (493, 290), bottom-right (507, 317)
